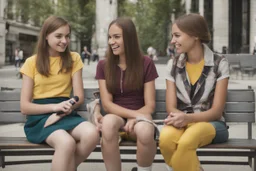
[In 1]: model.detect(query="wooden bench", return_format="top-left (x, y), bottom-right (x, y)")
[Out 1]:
top-left (0, 88), bottom-right (256, 170)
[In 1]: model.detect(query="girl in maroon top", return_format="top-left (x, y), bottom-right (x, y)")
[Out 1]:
top-left (94, 17), bottom-right (158, 171)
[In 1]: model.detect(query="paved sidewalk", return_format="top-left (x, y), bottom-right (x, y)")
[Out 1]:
top-left (1, 59), bottom-right (256, 90)
top-left (0, 59), bottom-right (256, 171)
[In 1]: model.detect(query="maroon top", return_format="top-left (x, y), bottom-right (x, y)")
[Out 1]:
top-left (95, 56), bottom-right (158, 110)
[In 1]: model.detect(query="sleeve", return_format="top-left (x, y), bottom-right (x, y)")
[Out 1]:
top-left (95, 60), bottom-right (105, 80)
top-left (217, 57), bottom-right (230, 81)
top-left (144, 58), bottom-right (159, 83)
top-left (20, 57), bottom-right (35, 79)
top-left (71, 52), bottom-right (84, 76)
top-left (165, 58), bottom-right (175, 82)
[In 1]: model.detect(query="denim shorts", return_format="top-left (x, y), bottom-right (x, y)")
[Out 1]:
top-left (209, 121), bottom-right (229, 144)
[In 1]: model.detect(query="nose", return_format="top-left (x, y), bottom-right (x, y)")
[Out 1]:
top-left (61, 37), bottom-right (68, 44)
top-left (170, 37), bottom-right (175, 44)
top-left (108, 37), bottom-right (114, 45)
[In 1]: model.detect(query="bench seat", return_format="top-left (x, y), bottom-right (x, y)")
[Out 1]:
top-left (0, 88), bottom-right (256, 170)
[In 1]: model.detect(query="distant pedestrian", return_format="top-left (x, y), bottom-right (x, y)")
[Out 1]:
top-left (253, 36), bottom-right (256, 55)
top-left (14, 48), bottom-right (20, 69)
top-left (92, 49), bottom-right (99, 62)
top-left (167, 44), bottom-right (175, 58)
top-left (81, 46), bottom-right (91, 65)
top-left (147, 46), bottom-right (154, 59)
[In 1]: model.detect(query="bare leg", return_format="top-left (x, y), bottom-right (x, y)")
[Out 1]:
top-left (101, 114), bottom-right (125, 171)
top-left (46, 130), bottom-right (76, 171)
top-left (134, 122), bottom-right (156, 167)
top-left (68, 121), bottom-right (99, 166)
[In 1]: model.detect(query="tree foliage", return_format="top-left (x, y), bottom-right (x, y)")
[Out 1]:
top-left (118, 0), bottom-right (185, 55)
top-left (12, 0), bottom-right (95, 50)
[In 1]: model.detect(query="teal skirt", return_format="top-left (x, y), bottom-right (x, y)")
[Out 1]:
top-left (24, 97), bottom-right (86, 144)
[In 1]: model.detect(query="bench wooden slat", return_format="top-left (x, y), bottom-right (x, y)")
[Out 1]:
top-left (0, 112), bottom-right (26, 123)
top-left (1, 137), bottom-right (256, 150)
top-left (154, 102), bottom-right (255, 113)
top-left (0, 89), bottom-right (99, 101)
top-left (227, 90), bottom-right (255, 102)
top-left (152, 112), bottom-right (255, 122)
top-left (0, 91), bottom-right (20, 101)
top-left (0, 100), bottom-right (92, 112)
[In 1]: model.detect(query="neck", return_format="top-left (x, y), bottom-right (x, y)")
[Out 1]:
top-left (187, 43), bottom-right (204, 64)
top-left (119, 54), bottom-right (126, 65)
top-left (49, 49), bottom-right (59, 57)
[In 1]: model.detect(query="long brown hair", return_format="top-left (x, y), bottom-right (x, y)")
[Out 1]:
top-left (105, 17), bottom-right (144, 94)
top-left (174, 13), bottom-right (211, 44)
top-left (36, 16), bottom-right (72, 77)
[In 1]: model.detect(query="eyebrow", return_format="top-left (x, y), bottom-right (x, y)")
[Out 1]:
top-left (54, 33), bottom-right (70, 36)
top-left (109, 33), bottom-right (122, 36)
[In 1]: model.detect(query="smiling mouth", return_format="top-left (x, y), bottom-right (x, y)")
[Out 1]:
top-left (112, 46), bottom-right (119, 50)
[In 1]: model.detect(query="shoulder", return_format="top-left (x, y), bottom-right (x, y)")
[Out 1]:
top-left (213, 53), bottom-right (228, 66)
top-left (97, 59), bottom-right (106, 69)
top-left (70, 52), bottom-right (81, 61)
top-left (143, 55), bottom-right (154, 65)
top-left (98, 59), bottom-right (106, 66)
top-left (25, 55), bottom-right (37, 65)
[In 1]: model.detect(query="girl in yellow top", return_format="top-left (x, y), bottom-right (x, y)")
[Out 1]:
top-left (20, 16), bottom-right (99, 171)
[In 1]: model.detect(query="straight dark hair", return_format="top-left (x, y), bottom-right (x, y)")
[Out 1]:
top-left (174, 13), bottom-right (211, 44)
top-left (105, 17), bottom-right (143, 94)
top-left (36, 16), bottom-right (72, 77)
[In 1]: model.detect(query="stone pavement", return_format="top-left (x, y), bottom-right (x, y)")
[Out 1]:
top-left (0, 58), bottom-right (256, 171)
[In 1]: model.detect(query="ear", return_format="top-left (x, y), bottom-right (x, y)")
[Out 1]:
top-left (195, 37), bottom-right (199, 40)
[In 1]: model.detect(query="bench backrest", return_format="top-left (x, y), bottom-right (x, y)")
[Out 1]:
top-left (0, 88), bottom-right (255, 124)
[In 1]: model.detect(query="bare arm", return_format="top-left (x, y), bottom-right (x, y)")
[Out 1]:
top-left (186, 78), bottom-right (229, 122)
top-left (98, 80), bottom-right (151, 119)
top-left (20, 69), bottom-right (84, 115)
top-left (136, 80), bottom-right (156, 116)
top-left (20, 75), bottom-right (56, 115)
top-left (165, 78), bottom-right (228, 127)
top-left (71, 69), bottom-right (84, 109)
top-left (166, 79), bottom-right (183, 113)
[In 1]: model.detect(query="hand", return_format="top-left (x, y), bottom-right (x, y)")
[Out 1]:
top-left (53, 99), bottom-right (75, 116)
top-left (94, 113), bottom-right (103, 131)
top-left (164, 112), bottom-right (188, 128)
top-left (123, 119), bottom-right (137, 133)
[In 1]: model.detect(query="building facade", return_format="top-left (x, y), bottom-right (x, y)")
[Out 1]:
top-left (95, 0), bottom-right (117, 58)
top-left (0, 0), bottom-right (81, 67)
top-left (185, 0), bottom-right (256, 54)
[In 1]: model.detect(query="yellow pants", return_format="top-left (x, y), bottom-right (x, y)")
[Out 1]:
top-left (159, 122), bottom-right (216, 171)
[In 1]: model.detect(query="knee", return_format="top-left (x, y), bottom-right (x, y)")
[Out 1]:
top-left (159, 126), bottom-right (176, 149)
top-left (101, 115), bottom-right (120, 139)
top-left (82, 123), bottom-right (100, 145)
top-left (135, 122), bottom-right (154, 145)
top-left (56, 137), bottom-right (76, 154)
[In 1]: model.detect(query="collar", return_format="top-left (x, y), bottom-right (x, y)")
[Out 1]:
top-left (177, 43), bottom-right (214, 68)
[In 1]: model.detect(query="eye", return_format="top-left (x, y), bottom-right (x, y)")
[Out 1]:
top-left (114, 35), bottom-right (120, 39)
top-left (56, 35), bottom-right (62, 39)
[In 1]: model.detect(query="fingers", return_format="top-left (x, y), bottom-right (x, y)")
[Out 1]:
top-left (95, 115), bottom-right (102, 131)
top-left (124, 120), bottom-right (136, 133)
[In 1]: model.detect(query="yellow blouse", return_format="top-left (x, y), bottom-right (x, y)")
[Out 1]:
top-left (186, 59), bottom-right (205, 85)
top-left (20, 52), bottom-right (83, 99)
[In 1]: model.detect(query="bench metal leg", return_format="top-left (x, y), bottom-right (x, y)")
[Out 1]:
top-left (131, 167), bottom-right (137, 171)
top-left (0, 155), bottom-right (5, 168)
top-left (254, 157), bottom-right (256, 171)
top-left (249, 156), bottom-right (252, 167)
